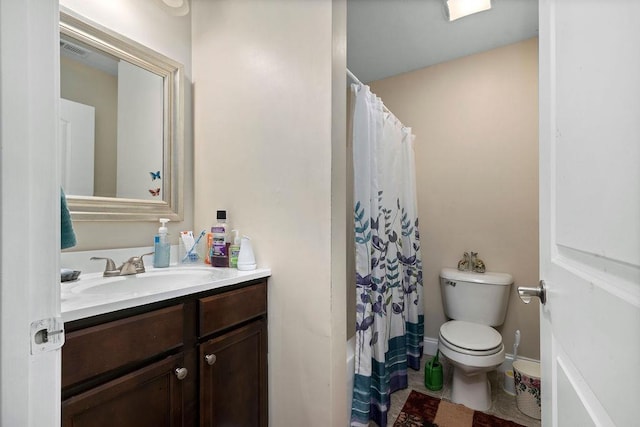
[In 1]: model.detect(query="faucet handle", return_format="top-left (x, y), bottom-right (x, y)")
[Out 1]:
top-left (124, 256), bottom-right (143, 273)
top-left (135, 252), bottom-right (155, 273)
top-left (119, 258), bottom-right (138, 275)
top-left (90, 257), bottom-right (119, 277)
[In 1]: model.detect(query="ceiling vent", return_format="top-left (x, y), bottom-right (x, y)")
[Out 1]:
top-left (60, 40), bottom-right (90, 58)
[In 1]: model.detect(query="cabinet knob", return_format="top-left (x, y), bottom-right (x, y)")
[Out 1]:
top-left (174, 367), bottom-right (188, 380)
top-left (204, 354), bottom-right (217, 366)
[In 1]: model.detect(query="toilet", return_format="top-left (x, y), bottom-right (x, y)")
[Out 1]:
top-left (438, 267), bottom-right (513, 411)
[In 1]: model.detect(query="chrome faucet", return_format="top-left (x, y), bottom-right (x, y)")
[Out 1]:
top-left (90, 252), bottom-right (154, 277)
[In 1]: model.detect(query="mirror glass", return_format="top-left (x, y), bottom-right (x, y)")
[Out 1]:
top-left (60, 10), bottom-right (184, 221)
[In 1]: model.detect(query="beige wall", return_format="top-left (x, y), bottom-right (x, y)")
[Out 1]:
top-left (192, 0), bottom-right (346, 425)
top-left (61, 56), bottom-right (118, 197)
top-left (60, 0), bottom-right (193, 250)
top-left (368, 38), bottom-right (540, 359)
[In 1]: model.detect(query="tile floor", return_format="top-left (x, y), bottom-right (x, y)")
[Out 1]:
top-left (385, 355), bottom-right (541, 427)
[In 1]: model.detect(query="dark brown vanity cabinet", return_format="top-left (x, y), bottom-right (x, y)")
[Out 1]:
top-left (62, 280), bottom-right (267, 427)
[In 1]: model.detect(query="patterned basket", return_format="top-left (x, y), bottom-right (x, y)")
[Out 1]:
top-left (513, 360), bottom-right (541, 420)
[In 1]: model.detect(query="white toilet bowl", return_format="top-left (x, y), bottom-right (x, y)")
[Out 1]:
top-left (438, 320), bottom-right (505, 411)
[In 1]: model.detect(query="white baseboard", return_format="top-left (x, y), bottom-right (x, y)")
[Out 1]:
top-left (424, 336), bottom-right (439, 357)
top-left (423, 336), bottom-right (539, 372)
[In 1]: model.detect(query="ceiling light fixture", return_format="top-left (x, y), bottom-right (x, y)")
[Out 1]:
top-left (445, 0), bottom-right (492, 21)
top-left (159, 0), bottom-right (190, 16)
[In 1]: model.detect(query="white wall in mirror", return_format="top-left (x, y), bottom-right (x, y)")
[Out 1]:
top-left (116, 60), bottom-right (164, 200)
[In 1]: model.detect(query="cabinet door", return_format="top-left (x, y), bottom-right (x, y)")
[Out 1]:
top-left (200, 319), bottom-right (267, 427)
top-left (62, 353), bottom-right (186, 427)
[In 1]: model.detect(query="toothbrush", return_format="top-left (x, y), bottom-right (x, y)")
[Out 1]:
top-left (182, 229), bottom-right (206, 262)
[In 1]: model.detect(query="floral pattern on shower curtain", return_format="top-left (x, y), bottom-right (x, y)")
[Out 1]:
top-left (350, 84), bottom-right (424, 427)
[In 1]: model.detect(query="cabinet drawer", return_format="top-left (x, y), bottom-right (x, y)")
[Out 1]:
top-left (62, 304), bottom-right (184, 389)
top-left (199, 282), bottom-right (266, 337)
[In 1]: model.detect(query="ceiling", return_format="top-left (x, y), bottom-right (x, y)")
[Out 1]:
top-left (347, 0), bottom-right (539, 83)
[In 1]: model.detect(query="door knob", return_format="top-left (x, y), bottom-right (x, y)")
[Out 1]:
top-left (517, 280), bottom-right (546, 305)
top-left (174, 367), bottom-right (188, 380)
top-left (204, 354), bottom-right (217, 366)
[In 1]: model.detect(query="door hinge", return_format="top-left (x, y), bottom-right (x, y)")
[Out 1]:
top-left (30, 317), bottom-right (65, 355)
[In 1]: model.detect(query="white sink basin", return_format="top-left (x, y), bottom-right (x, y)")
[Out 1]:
top-left (66, 268), bottom-right (234, 296)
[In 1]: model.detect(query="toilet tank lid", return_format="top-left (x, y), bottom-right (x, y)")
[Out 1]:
top-left (440, 267), bottom-right (513, 285)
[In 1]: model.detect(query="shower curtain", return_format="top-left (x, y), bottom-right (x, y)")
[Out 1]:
top-left (350, 84), bottom-right (424, 427)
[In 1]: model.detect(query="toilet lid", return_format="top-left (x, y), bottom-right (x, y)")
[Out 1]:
top-left (440, 320), bottom-right (502, 352)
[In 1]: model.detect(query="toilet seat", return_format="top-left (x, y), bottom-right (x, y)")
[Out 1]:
top-left (439, 320), bottom-right (502, 356)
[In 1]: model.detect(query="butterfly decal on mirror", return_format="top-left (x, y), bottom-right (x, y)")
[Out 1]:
top-left (149, 188), bottom-right (161, 196)
top-left (150, 171), bottom-right (161, 181)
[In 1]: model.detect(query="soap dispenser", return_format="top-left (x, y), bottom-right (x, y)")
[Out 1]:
top-left (153, 218), bottom-right (171, 268)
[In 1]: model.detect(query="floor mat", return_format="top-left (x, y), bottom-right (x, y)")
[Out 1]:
top-left (393, 390), bottom-right (525, 427)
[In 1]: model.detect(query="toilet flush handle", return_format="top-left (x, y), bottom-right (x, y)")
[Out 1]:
top-left (517, 281), bottom-right (546, 305)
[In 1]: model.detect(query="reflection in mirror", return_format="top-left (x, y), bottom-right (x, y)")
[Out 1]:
top-left (60, 35), bottom-right (164, 200)
top-left (60, 9), bottom-right (183, 221)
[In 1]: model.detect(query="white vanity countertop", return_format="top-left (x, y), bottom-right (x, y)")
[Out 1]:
top-left (61, 265), bottom-right (271, 323)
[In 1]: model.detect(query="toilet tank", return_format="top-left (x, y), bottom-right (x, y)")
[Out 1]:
top-left (440, 267), bottom-right (513, 326)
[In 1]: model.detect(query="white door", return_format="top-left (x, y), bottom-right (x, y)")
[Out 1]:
top-left (0, 0), bottom-right (62, 425)
top-left (539, 0), bottom-right (640, 425)
top-left (60, 98), bottom-right (96, 196)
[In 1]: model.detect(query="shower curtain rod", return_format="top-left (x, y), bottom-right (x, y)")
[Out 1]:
top-left (346, 68), bottom-right (362, 85)
top-left (346, 68), bottom-right (399, 123)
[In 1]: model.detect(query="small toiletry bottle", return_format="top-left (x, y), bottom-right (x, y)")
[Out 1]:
top-left (153, 218), bottom-right (171, 268)
top-left (229, 230), bottom-right (241, 268)
top-left (205, 232), bottom-right (213, 265)
top-left (210, 210), bottom-right (229, 267)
